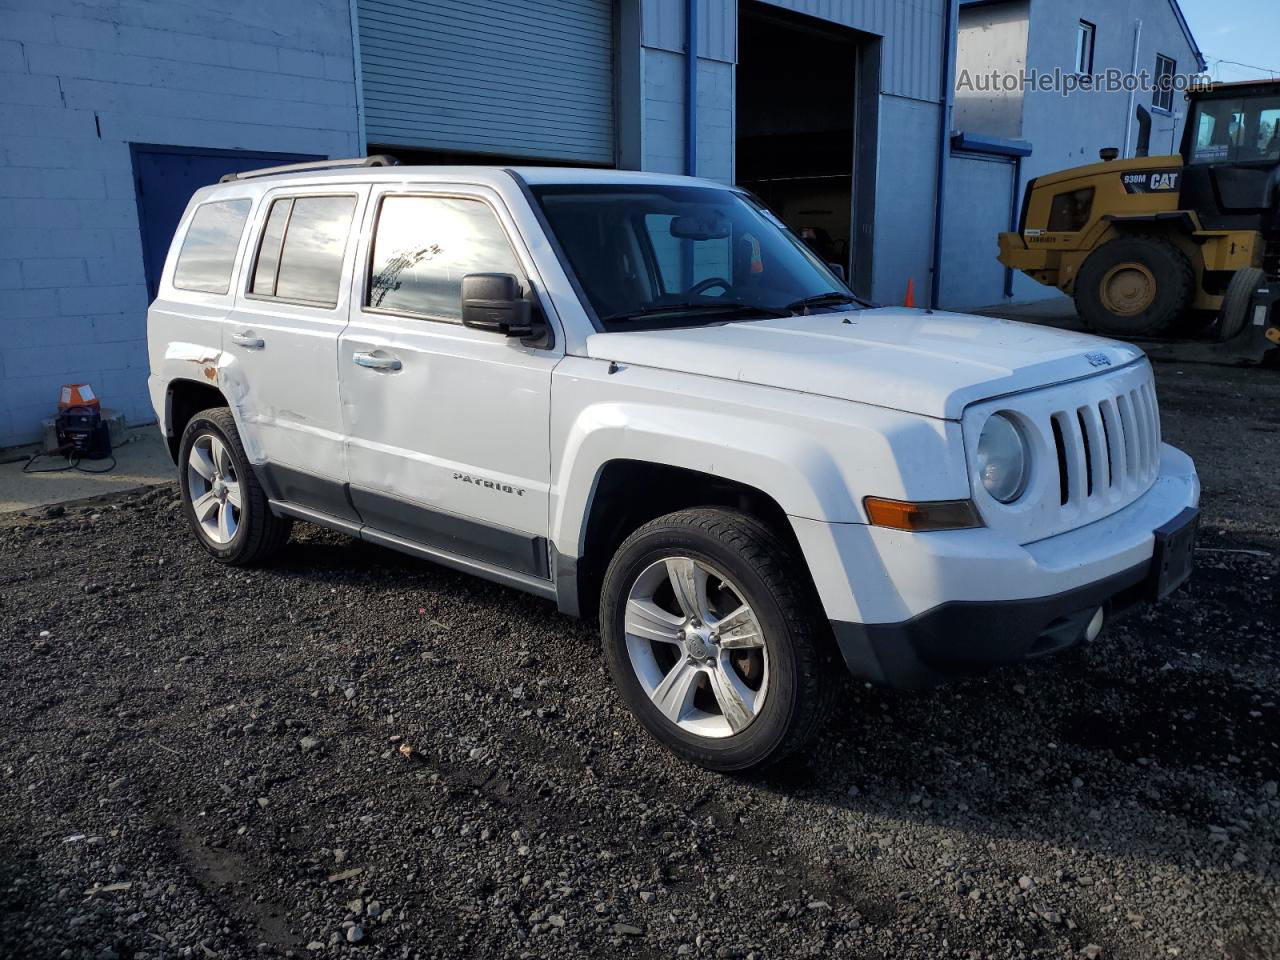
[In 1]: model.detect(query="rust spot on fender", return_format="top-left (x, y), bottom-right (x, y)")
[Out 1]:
top-left (203, 366), bottom-right (217, 381)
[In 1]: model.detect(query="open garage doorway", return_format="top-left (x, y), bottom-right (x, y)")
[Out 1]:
top-left (737, 2), bottom-right (864, 287)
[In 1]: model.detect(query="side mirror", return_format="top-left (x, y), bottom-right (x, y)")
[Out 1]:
top-left (826, 262), bottom-right (847, 282)
top-left (461, 273), bottom-right (534, 337)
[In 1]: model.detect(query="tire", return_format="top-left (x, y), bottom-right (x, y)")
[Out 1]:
top-left (1215, 267), bottom-right (1265, 342)
top-left (1075, 236), bottom-right (1194, 337)
top-left (177, 407), bottom-right (292, 566)
top-left (599, 508), bottom-right (838, 771)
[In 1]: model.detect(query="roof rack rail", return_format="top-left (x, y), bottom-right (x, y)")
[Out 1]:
top-left (219, 154), bottom-right (400, 183)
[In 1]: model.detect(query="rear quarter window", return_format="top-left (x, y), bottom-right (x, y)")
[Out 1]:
top-left (173, 199), bottom-right (252, 295)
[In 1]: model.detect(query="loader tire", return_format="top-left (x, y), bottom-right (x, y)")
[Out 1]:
top-left (1075, 236), bottom-right (1194, 338)
top-left (1215, 267), bottom-right (1265, 342)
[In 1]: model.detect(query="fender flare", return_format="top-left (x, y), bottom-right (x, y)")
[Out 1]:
top-left (550, 402), bottom-right (862, 557)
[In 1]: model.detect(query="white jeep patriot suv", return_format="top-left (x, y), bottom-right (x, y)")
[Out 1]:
top-left (148, 157), bottom-right (1201, 770)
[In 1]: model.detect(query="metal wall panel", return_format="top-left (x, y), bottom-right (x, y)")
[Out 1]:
top-left (761, 0), bottom-right (945, 101)
top-left (642, 0), bottom-right (945, 101)
top-left (357, 0), bottom-right (615, 163)
top-left (641, 0), bottom-right (737, 63)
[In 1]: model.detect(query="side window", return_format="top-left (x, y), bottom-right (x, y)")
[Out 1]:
top-left (173, 199), bottom-right (251, 294)
top-left (1257, 109), bottom-right (1280, 160)
top-left (367, 195), bottom-right (522, 321)
top-left (250, 195), bottom-right (357, 307)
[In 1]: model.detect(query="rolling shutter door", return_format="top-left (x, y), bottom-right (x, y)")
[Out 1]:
top-left (357, 0), bottom-right (615, 165)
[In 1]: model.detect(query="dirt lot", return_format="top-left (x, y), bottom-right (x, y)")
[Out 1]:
top-left (1, 361), bottom-right (1277, 960)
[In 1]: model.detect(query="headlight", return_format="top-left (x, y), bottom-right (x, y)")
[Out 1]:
top-left (977, 413), bottom-right (1028, 503)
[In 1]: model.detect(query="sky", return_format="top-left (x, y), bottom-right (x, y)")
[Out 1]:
top-left (1178, 0), bottom-right (1280, 83)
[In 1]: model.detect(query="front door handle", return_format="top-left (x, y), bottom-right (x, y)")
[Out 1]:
top-left (353, 351), bottom-right (402, 372)
top-left (231, 332), bottom-right (265, 349)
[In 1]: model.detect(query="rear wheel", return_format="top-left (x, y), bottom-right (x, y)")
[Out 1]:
top-left (599, 508), bottom-right (837, 771)
top-left (1075, 236), bottom-right (1194, 337)
top-left (178, 407), bottom-right (292, 566)
top-left (1215, 267), bottom-right (1265, 342)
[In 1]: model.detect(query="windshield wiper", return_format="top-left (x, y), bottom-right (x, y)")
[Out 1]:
top-left (783, 292), bottom-right (868, 315)
top-left (599, 302), bottom-right (790, 325)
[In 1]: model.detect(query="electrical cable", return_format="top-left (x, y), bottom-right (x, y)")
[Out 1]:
top-left (21, 448), bottom-right (117, 475)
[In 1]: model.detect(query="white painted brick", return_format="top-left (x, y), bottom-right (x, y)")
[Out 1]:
top-left (2, 288), bottom-right (56, 320)
top-left (114, 25), bottom-right (229, 66)
top-left (323, 53), bottom-right (353, 82)
top-left (2, 11), bottom-right (57, 44)
top-left (51, 15), bottom-right (120, 51)
top-left (0, 103), bottom-right (98, 139)
top-left (2, 314), bottom-right (95, 348)
top-left (85, 256), bottom-right (136, 285)
top-left (57, 283), bottom-right (147, 317)
top-left (92, 313), bottom-right (145, 343)
top-left (226, 40), bottom-right (280, 73)
top-left (0, 40), bottom-right (27, 72)
top-left (0, 260), bottom-right (22, 289)
top-left (0, 72), bottom-right (65, 107)
top-left (21, 258), bottom-right (87, 288)
top-left (5, 136), bottom-right (83, 168)
top-left (0, 167), bottom-right (105, 199)
top-left (278, 47), bottom-right (326, 79)
top-left (0, 229), bottom-right (116, 261)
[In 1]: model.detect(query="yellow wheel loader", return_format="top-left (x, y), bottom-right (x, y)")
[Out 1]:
top-left (999, 81), bottom-right (1280, 364)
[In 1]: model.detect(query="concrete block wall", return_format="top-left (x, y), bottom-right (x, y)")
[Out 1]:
top-left (0, 0), bottom-right (360, 448)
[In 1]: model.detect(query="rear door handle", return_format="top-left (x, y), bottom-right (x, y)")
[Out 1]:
top-left (353, 351), bottom-right (402, 372)
top-left (231, 332), bottom-right (265, 349)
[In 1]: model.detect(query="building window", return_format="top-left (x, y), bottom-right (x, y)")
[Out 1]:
top-left (173, 199), bottom-right (251, 295)
top-left (1075, 21), bottom-right (1096, 75)
top-left (1154, 54), bottom-right (1177, 112)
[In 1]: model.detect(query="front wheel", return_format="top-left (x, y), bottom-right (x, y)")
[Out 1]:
top-left (599, 508), bottom-right (837, 771)
top-left (177, 407), bottom-right (292, 566)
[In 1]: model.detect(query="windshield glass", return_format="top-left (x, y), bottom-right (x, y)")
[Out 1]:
top-left (1189, 94), bottom-right (1280, 165)
top-left (531, 184), bottom-right (860, 331)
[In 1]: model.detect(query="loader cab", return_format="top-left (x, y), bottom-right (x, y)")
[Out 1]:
top-left (1179, 81), bottom-right (1280, 235)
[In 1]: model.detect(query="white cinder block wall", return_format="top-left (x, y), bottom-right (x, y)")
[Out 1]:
top-left (0, 0), bottom-right (360, 447)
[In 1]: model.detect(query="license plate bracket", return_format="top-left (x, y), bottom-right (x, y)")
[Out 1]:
top-left (1149, 507), bottom-right (1200, 601)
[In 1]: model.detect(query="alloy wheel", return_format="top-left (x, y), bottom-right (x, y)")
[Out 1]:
top-left (624, 556), bottom-right (769, 738)
top-left (186, 433), bottom-right (241, 545)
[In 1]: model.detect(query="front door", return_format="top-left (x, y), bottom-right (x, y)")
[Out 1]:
top-left (222, 185), bottom-right (368, 521)
top-left (337, 185), bottom-right (562, 579)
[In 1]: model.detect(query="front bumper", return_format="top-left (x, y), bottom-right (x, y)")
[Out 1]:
top-left (791, 444), bottom-right (1200, 690)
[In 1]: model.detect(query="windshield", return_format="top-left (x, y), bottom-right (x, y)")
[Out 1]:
top-left (1189, 94), bottom-right (1280, 165)
top-left (531, 184), bottom-right (862, 331)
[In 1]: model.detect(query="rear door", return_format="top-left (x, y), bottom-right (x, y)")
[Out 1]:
top-left (222, 184), bottom-right (368, 521)
top-left (337, 184), bottom-right (562, 580)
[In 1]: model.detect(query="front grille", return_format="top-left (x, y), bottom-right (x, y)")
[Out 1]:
top-left (963, 361), bottom-right (1163, 544)
top-left (1048, 381), bottom-right (1161, 507)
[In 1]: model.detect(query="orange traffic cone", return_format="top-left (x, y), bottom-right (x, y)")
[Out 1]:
top-left (59, 383), bottom-right (100, 411)
top-left (903, 278), bottom-right (916, 308)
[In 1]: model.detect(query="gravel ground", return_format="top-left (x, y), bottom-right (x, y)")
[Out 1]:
top-left (1, 361), bottom-right (1277, 960)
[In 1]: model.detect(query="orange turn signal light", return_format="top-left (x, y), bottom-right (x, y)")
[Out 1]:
top-left (863, 497), bottom-right (982, 532)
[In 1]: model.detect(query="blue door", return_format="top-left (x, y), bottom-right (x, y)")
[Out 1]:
top-left (130, 145), bottom-right (323, 299)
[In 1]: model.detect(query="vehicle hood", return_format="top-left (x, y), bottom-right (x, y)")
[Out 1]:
top-left (583, 308), bottom-right (1146, 420)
